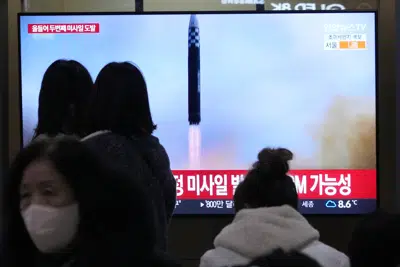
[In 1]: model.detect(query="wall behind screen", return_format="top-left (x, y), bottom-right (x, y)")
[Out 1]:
top-left (142, 0), bottom-right (256, 11)
top-left (143, 0), bottom-right (376, 11)
top-left (23, 0), bottom-right (136, 12)
top-left (9, 1), bottom-right (397, 267)
top-left (21, 0), bottom-right (378, 12)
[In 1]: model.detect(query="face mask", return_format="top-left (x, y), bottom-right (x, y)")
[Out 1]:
top-left (21, 204), bottom-right (79, 253)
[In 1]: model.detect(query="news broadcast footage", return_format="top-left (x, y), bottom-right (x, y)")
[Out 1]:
top-left (19, 12), bottom-right (377, 215)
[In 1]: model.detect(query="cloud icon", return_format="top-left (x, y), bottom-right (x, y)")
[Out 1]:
top-left (325, 200), bottom-right (337, 208)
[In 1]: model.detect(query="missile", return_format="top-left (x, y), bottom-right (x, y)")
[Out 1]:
top-left (188, 14), bottom-right (201, 125)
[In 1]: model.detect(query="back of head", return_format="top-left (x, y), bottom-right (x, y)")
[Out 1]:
top-left (35, 60), bottom-right (93, 138)
top-left (85, 62), bottom-right (156, 137)
top-left (229, 249), bottom-right (322, 267)
top-left (234, 148), bottom-right (297, 212)
top-left (4, 136), bottom-right (156, 266)
top-left (348, 210), bottom-right (400, 267)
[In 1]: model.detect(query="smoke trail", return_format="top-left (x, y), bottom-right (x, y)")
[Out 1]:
top-left (346, 114), bottom-right (376, 169)
top-left (312, 96), bottom-right (375, 169)
top-left (189, 125), bottom-right (201, 169)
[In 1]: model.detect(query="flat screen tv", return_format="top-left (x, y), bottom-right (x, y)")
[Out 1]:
top-left (19, 11), bottom-right (377, 215)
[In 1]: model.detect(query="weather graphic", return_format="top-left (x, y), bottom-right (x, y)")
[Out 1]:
top-left (325, 200), bottom-right (337, 208)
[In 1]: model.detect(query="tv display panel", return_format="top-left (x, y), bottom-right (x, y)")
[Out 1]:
top-left (19, 12), bottom-right (377, 215)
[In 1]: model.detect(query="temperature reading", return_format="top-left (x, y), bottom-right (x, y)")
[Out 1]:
top-left (338, 200), bottom-right (351, 208)
top-left (338, 200), bottom-right (358, 208)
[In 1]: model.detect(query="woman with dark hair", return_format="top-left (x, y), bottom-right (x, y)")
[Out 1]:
top-left (2, 137), bottom-right (179, 267)
top-left (33, 59), bottom-right (93, 140)
top-left (82, 62), bottom-right (176, 252)
top-left (200, 148), bottom-right (349, 267)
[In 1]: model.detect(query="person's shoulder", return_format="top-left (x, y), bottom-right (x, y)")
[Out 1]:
top-left (82, 131), bottom-right (136, 153)
top-left (34, 133), bottom-right (52, 141)
top-left (33, 133), bottom-right (72, 142)
top-left (81, 130), bottom-right (115, 142)
top-left (301, 241), bottom-right (350, 267)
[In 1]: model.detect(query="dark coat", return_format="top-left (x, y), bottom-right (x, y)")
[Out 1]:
top-left (31, 164), bottom-right (179, 267)
top-left (2, 134), bottom-right (179, 267)
top-left (82, 131), bottom-right (177, 252)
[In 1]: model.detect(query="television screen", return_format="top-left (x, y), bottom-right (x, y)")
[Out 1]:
top-left (19, 11), bottom-right (377, 215)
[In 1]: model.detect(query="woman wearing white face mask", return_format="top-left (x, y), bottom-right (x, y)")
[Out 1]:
top-left (2, 136), bottom-right (181, 267)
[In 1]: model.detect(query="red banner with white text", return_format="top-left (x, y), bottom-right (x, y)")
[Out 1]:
top-left (173, 169), bottom-right (376, 200)
top-left (28, 23), bottom-right (100, 34)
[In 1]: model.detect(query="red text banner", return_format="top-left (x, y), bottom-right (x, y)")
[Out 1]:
top-left (28, 23), bottom-right (100, 34)
top-left (173, 169), bottom-right (376, 200)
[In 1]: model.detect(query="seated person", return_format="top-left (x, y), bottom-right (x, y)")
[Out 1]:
top-left (2, 136), bottom-right (180, 267)
top-left (200, 148), bottom-right (349, 267)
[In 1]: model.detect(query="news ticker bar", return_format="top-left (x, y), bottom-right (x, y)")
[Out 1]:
top-left (173, 169), bottom-right (376, 199)
top-left (173, 199), bottom-right (377, 215)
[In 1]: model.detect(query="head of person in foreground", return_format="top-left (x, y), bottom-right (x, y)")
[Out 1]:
top-left (3, 136), bottom-right (157, 266)
top-left (234, 147), bottom-right (298, 212)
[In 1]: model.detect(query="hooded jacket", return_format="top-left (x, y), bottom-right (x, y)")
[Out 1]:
top-left (82, 130), bottom-right (176, 252)
top-left (200, 205), bottom-right (349, 267)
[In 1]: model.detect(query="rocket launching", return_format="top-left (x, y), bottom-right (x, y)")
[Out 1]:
top-left (188, 14), bottom-right (201, 169)
top-left (188, 14), bottom-right (201, 125)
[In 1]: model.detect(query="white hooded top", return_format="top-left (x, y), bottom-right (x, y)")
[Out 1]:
top-left (200, 205), bottom-right (350, 267)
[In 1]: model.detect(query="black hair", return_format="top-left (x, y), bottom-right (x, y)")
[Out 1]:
top-left (3, 137), bottom-right (156, 266)
top-left (348, 210), bottom-right (400, 267)
top-left (240, 249), bottom-right (322, 267)
top-left (34, 60), bottom-right (93, 138)
top-left (84, 62), bottom-right (157, 137)
top-left (233, 148), bottom-right (297, 212)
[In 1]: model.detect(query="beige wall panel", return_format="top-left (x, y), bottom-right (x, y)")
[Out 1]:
top-left (64, 0), bottom-right (136, 12)
top-left (144, 0), bottom-right (256, 11)
top-left (25, 0), bottom-right (64, 12)
top-left (331, 0), bottom-right (377, 9)
top-left (264, 0), bottom-right (377, 10)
